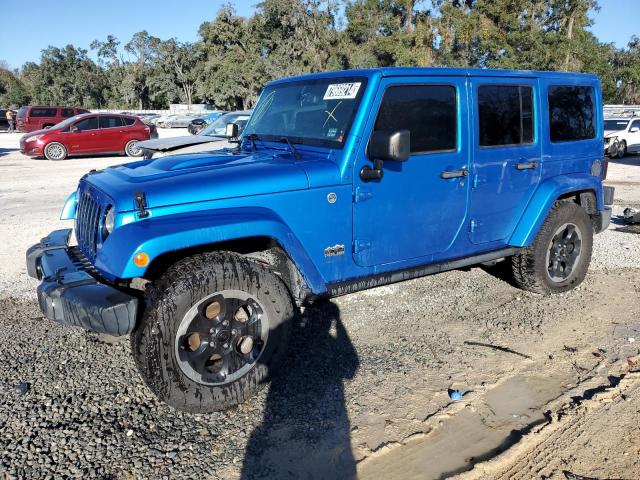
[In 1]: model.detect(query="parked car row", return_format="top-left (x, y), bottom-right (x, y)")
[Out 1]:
top-left (14, 102), bottom-right (247, 160)
top-left (138, 110), bottom-right (251, 158)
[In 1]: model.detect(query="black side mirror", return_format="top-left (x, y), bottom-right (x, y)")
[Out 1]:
top-left (70, 125), bottom-right (79, 133)
top-left (361, 130), bottom-right (410, 181)
top-left (225, 123), bottom-right (239, 139)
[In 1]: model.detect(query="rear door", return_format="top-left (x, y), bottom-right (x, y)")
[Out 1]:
top-left (352, 76), bottom-right (470, 267)
top-left (468, 78), bottom-right (541, 244)
top-left (98, 115), bottom-right (125, 152)
top-left (66, 116), bottom-right (100, 154)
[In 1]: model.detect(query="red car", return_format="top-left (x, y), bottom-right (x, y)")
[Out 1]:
top-left (20, 113), bottom-right (157, 160)
top-left (16, 106), bottom-right (90, 133)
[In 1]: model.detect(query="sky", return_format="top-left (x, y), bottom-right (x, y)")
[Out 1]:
top-left (0, 0), bottom-right (638, 70)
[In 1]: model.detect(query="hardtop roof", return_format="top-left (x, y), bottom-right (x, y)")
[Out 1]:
top-left (267, 67), bottom-right (599, 87)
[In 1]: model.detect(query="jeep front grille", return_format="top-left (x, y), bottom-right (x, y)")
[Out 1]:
top-left (75, 188), bottom-right (102, 261)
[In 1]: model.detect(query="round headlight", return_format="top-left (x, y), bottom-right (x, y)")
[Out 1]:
top-left (102, 206), bottom-right (115, 239)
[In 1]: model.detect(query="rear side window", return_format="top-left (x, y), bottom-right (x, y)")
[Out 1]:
top-left (630, 119), bottom-right (640, 131)
top-left (478, 85), bottom-right (534, 147)
top-left (74, 117), bottom-right (99, 131)
top-left (374, 85), bottom-right (457, 153)
top-left (100, 116), bottom-right (123, 128)
top-left (548, 85), bottom-right (596, 142)
top-left (17, 107), bottom-right (27, 119)
top-left (61, 109), bottom-right (75, 118)
top-left (30, 108), bottom-right (58, 117)
top-left (76, 109), bottom-right (90, 114)
top-left (121, 117), bottom-right (135, 126)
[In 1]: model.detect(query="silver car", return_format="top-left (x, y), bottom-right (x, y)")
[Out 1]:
top-left (137, 111), bottom-right (252, 158)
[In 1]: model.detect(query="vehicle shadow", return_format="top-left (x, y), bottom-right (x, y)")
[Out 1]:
top-left (0, 147), bottom-right (19, 157)
top-left (608, 152), bottom-right (639, 166)
top-left (240, 301), bottom-right (359, 480)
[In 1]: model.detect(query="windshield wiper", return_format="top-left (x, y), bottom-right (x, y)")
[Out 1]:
top-left (279, 137), bottom-right (301, 160)
top-left (245, 133), bottom-right (260, 152)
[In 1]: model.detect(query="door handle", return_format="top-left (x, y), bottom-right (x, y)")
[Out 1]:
top-left (440, 168), bottom-right (468, 179)
top-left (515, 161), bottom-right (538, 170)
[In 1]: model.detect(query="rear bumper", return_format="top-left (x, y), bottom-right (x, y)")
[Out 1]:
top-left (594, 186), bottom-right (615, 234)
top-left (26, 229), bottom-right (138, 336)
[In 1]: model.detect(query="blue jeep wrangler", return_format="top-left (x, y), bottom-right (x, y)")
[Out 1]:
top-left (27, 68), bottom-right (613, 412)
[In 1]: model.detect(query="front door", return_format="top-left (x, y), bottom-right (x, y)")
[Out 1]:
top-left (67, 116), bottom-right (100, 154)
top-left (353, 77), bottom-right (470, 267)
top-left (468, 78), bottom-right (541, 244)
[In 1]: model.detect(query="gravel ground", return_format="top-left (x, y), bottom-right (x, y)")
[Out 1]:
top-left (0, 130), bottom-right (639, 479)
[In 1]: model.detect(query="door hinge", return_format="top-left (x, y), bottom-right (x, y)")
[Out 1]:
top-left (470, 219), bottom-right (477, 233)
top-left (354, 187), bottom-right (373, 203)
top-left (353, 239), bottom-right (371, 253)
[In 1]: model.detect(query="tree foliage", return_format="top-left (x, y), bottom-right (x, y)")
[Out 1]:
top-left (3, 0), bottom-right (640, 109)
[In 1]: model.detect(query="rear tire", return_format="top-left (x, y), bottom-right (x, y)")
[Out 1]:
top-left (131, 252), bottom-right (294, 413)
top-left (44, 142), bottom-right (67, 160)
top-left (511, 202), bottom-right (593, 294)
top-left (125, 140), bottom-right (142, 157)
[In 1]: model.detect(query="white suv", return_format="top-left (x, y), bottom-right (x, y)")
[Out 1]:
top-left (604, 117), bottom-right (640, 158)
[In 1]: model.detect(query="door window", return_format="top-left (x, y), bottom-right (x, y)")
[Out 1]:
top-left (630, 120), bottom-right (640, 131)
top-left (548, 85), bottom-right (596, 142)
top-left (74, 117), bottom-right (99, 131)
top-left (374, 85), bottom-right (457, 154)
top-left (121, 117), bottom-right (135, 126)
top-left (61, 109), bottom-right (75, 118)
top-left (30, 108), bottom-right (58, 117)
top-left (100, 116), bottom-right (123, 129)
top-left (478, 85), bottom-right (534, 147)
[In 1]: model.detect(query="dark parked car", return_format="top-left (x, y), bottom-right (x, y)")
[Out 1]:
top-left (20, 113), bottom-right (156, 160)
top-left (187, 112), bottom-right (225, 134)
top-left (16, 106), bottom-right (90, 133)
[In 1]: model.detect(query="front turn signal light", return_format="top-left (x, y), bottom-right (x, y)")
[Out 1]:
top-left (133, 252), bottom-right (150, 267)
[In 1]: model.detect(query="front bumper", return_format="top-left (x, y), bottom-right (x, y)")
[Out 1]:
top-left (26, 229), bottom-right (138, 336)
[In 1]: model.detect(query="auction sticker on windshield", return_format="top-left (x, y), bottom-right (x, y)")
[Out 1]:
top-left (323, 82), bottom-right (361, 100)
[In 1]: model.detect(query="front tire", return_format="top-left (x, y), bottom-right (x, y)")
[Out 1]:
top-left (125, 140), bottom-right (142, 157)
top-left (511, 202), bottom-right (593, 294)
top-left (131, 252), bottom-right (294, 413)
top-left (617, 140), bottom-right (627, 159)
top-left (44, 142), bottom-right (67, 160)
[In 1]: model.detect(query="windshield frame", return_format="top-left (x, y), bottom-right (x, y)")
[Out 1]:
top-left (242, 76), bottom-right (369, 150)
top-left (604, 119), bottom-right (629, 131)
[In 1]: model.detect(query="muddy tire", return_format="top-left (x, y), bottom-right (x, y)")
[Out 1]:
top-left (511, 201), bottom-right (593, 294)
top-left (44, 142), bottom-right (67, 160)
top-left (131, 252), bottom-right (294, 413)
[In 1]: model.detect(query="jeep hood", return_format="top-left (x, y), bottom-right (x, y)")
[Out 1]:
top-left (137, 134), bottom-right (225, 152)
top-left (85, 149), bottom-right (340, 211)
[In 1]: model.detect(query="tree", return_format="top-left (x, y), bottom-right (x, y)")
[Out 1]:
top-left (153, 40), bottom-right (203, 105)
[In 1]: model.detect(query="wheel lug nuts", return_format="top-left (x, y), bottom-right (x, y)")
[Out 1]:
top-left (231, 329), bottom-right (237, 335)
top-left (222, 320), bottom-right (229, 327)
top-left (209, 328), bottom-right (214, 334)
top-left (223, 343), bottom-right (229, 349)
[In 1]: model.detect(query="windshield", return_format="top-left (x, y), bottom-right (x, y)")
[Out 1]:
top-left (242, 76), bottom-right (368, 149)
top-left (604, 120), bottom-right (629, 131)
top-left (52, 115), bottom-right (82, 130)
top-left (201, 112), bottom-right (251, 137)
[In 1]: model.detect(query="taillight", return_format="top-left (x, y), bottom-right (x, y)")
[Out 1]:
top-left (602, 158), bottom-right (609, 180)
